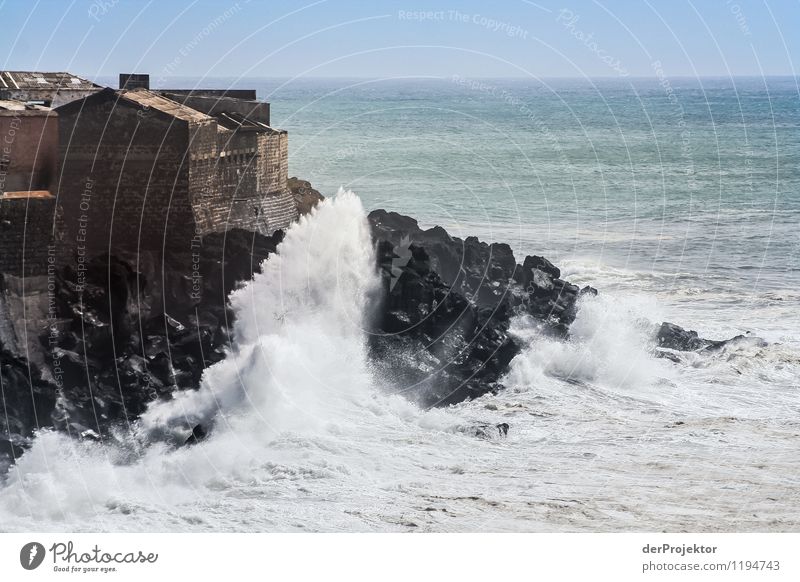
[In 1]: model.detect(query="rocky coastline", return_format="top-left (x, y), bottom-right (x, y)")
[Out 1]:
top-left (0, 180), bottom-right (752, 468)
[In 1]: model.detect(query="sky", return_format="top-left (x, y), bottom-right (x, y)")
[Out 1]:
top-left (0, 0), bottom-right (798, 81)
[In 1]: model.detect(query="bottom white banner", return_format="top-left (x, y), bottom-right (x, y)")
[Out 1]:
top-left (0, 533), bottom-right (796, 581)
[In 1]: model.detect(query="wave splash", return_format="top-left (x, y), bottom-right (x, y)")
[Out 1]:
top-left (139, 187), bottom-right (380, 442)
top-left (2, 191), bottom-right (794, 531)
top-left (505, 293), bottom-right (671, 393)
top-left (0, 189), bottom-right (456, 528)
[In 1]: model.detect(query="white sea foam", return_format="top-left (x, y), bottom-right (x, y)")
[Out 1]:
top-left (0, 190), bottom-right (798, 532)
top-left (138, 188), bottom-right (380, 442)
top-left (0, 190), bottom-right (452, 529)
top-left (506, 293), bottom-right (672, 396)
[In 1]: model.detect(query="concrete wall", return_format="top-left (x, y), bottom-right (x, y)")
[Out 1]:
top-left (0, 111), bottom-right (58, 194)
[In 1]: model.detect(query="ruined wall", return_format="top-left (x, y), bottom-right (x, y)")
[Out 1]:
top-left (192, 129), bottom-right (255, 235)
top-left (56, 96), bottom-right (196, 262)
top-left (192, 128), bottom-right (294, 236)
top-left (187, 117), bottom-right (219, 221)
top-left (0, 111), bottom-right (58, 194)
top-left (256, 190), bottom-right (298, 234)
top-left (193, 189), bottom-right (296, 236)
top-left (257, 131), bottom-right (288, 195)
top-left (220, 131), bottom-right (259, 202)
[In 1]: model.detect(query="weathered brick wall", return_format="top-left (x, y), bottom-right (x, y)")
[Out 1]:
top-left (0, 195), bottom-right (61, 277)
top-left (57, 96), bottom-right (197, 260)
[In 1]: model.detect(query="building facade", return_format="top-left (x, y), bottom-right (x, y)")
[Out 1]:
top-left (0, 71), bottom-right (299, 357)
top-left (55, 77), bottom-right (297, 261)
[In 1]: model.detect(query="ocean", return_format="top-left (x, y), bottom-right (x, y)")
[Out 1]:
top-left (0, 77), bottom-right (798, 531)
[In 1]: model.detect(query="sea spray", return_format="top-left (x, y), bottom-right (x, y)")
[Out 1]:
top-left (138, 188), bottom-right (381, 443)
top-left (504, 292), bottom-right (674, 396)
top-left (0, 189), bottom-right (432, 527)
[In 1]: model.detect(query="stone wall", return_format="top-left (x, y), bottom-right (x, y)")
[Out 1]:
top-left (193, 127), bottom-right (294, 236)
top-left (55, 90), bottom-right (294, 264)
top-left (219, 131), bottom-right (259, 203)
top-left (57, 95), bottom-right (198, 260)
top-left (257, 131), bottom-right (288, 195)
top-left (187, 119), bottom-right (218, 199)
top-left (257, 190), bottom-right (298, 234)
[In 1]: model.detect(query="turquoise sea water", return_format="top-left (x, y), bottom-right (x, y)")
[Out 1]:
top-left (261, 76), bottom-right (799, 340)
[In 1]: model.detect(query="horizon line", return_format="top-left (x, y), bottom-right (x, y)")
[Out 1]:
top-left (88, 73), bottom-right (800, 81)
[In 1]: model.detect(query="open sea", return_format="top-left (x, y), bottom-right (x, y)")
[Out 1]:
top-left (0, 77), bottom-right (798, 532)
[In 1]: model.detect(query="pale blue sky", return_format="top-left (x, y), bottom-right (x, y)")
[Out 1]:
top-left (1, 0), bottom-right (798, 80)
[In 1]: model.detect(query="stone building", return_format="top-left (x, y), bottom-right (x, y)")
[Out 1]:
top-left (0, 70), bottom-right (298, 356)
top-left (0, 71), bottom-right (101, 108)
top-left (55, 76), bottom-right (296, 261)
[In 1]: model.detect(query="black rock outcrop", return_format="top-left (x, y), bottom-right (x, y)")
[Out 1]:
top-left (0, 228), bottom-right (282, 463)
top-left (654, 321), bottom-right (756, 355)
top-left (367, 209), bottom-right (587, 406)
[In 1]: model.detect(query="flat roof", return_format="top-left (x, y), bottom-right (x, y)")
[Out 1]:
top-left (0, 71), bottom-right (98, 90)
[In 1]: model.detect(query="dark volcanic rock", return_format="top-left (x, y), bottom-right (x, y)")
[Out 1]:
top-left (368, 209), bottom-right (586, 406)
top-left (1, 189), bottom-right (592, 460)
top-left (656, 322), bottom-right (710, 352)
top-left (458, 422), bottom-right (510, 440)
top-left (654, 321), bottom-right (759, 357)
top-left (0, 228), bottom-right (284, 444)
top-left (288, 177), bottom-right (324, 216)
top-left (0, 345), bottom-right (57, 470)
